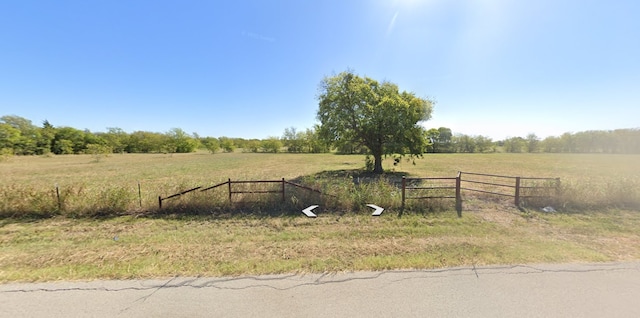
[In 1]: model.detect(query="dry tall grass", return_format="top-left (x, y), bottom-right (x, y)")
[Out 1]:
top-left (1, 152), bottom-right (638, 218)
top-left (2, 153), bottom-right (640, 282)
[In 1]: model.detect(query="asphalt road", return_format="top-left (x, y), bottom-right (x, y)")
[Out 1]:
top-left (2, 262), bottom-right (639, 317)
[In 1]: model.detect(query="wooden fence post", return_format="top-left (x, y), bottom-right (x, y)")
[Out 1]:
top-left (228, 178), bottom-right (232, 203)
top-left (55, 184), bottom-right (61, 211)
top-left (401, 176), bottom-right (406, 213)
top-left (281, 178), bottom-right (286, 202)
top-left (515, 176), bottom-right (521, 207)
top-left (138, 181), bottom-right (142, 208)
top-left (456, 172), bottom-right (462, 217)
top-left (158, 196), bottom-right (162, 209)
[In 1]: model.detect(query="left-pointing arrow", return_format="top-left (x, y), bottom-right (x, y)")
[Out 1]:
top-left (367, 204), bottom-right (384, 216)
top-left (302, 205), bottom-right (319, 218)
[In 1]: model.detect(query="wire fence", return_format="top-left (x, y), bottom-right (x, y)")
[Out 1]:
top-left (157, 172), bottom-right (560, 217)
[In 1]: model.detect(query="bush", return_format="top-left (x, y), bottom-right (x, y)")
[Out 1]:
top-left (0, 148), bottom-right (13, 162)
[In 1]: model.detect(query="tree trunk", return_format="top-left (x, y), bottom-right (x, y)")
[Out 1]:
top-left (369, 141), bottom-right (384, 173)
top-left (373, 153), bottom-right (384, 174)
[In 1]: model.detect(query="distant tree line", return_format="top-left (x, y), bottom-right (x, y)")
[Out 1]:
top-left (1, 115), bottom-right (639, 156)
top-left (0, 115), bottom-right (328, 156)
top-left (425, 127), bottom-right (495, 153)
top-left (427, 128), bottom-right (640, 154)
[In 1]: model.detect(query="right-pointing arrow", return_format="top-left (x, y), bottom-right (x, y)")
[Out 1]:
top-left (302, 205), bottom-right (318, 218)
top-left (367, 204), bottom-right (384, 216)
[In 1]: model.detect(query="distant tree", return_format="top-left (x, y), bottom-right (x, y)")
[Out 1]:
top-left (526, 133), bottom-right (540, 153)
top-left (166, 128), bottom-right (198, 153)
top-left (559, 133), bottom-right (576, 152)
top-left (125, 131), bottom-right (165, 153)
top-left (541, 136), bottom-right (560, 153)
top-left (229, 138), bottom-right (248, 149)
top-left (614, 129), bottom-right (640, 153)
top-left (52, 127), bottom-right (87, 154)
top-left (242, 140), bottom-right (260, 153)
top-left (303, 126), bottom-right (330, 153)
top-left (452, 134), bottom-right (476, 153)
top-left (503, 137), bottom-right (526, 153)
top-left (535, 129), bottom-right (640, 154)
top-left (591, 130), bottom-right (614, 153)
top-left (85, 143), bottom-right (112, 162)
top-left (0, 115), bottom-right (36, 133)
top-left (436, 127), bottom-right (453, 153)
top-left (282, 127), bottom-right (304, 152)
top-left (0, 122), bottom-right (20, 153)
top-left (261, 137), bottom-right (283, 153)
top-left (474, 135), bottom-right (494, 153)
top-left (317, 70), bottom-right (433, 173)
top-left (97, 127), bottom-right (128, 153)
top-left (53, 139), bottom-right (74, 154)
top-left (200, 137), bottom-right (220, 154)
top-left (425, 128), bottom-right (439, 153)
top-left (84, 130), bottom-right (107, 148)
top-left (219, 137), bottom-right (236, 153)
top-left (37, 120), bottom-right (56, 154)
top-left (0, 115), bottom-right (40, 155)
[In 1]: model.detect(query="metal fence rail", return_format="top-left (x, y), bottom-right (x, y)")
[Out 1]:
top-left (158, 178), bottom-right (326, 208)
top-left (159, 172), bottom-right (560, 216)
top-left (401, 173), bottom-right (462, 217)
top-left (459, 172), bottom-right (559, 207)
top-left (401, 172), bottom-right (560, 216)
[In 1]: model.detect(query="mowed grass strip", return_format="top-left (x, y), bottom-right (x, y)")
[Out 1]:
top-left (2, 209), bottom-right (640, 282)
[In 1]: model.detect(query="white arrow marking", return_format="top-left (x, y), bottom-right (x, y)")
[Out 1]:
top-left (367, 204), bottom-right (384, 216)
top-left (302, 205), bottom-right (319, 218)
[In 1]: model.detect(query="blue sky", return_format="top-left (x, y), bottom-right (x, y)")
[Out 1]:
top-left (1, 0), bottom-right (638, 140)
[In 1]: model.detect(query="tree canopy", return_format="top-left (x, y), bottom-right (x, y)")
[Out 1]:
top-left (317, 71), bottom-right (434, 173)
top-left (2, 113), bottom-right (638, 158)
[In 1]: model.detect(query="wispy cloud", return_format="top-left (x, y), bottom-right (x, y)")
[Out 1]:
top-left (241, 31), bottom-right (276, 42)
top-left (386, 11), bottom-right (399, 37)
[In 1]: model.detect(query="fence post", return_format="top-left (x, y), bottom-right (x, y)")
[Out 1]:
top-left (456, 172), bottom-right (462, 217)
top-left (138, 181), bottom-right (142, 208)
top-left (55, 183), bottom-right (61, 211)
top-left (158, 196), bottom-right (162, 209)
top-left (515, 176), bottom-right (521, 207)
top-left (401, 176), bottom-right (406, 213)
top-left (281, 178), bottom-right (286, 202)
top-left (228, 178), bottom-right (232, 203)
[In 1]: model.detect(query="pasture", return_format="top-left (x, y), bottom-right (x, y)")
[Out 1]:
top-left (1, 152), bottom-right (639, 282)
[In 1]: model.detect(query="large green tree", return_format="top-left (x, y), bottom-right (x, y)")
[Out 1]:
top-left (317, 71), bottom-right (433, 173)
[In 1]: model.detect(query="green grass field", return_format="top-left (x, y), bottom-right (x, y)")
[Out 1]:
top-left (1, 152), bottom-right (639, 282)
